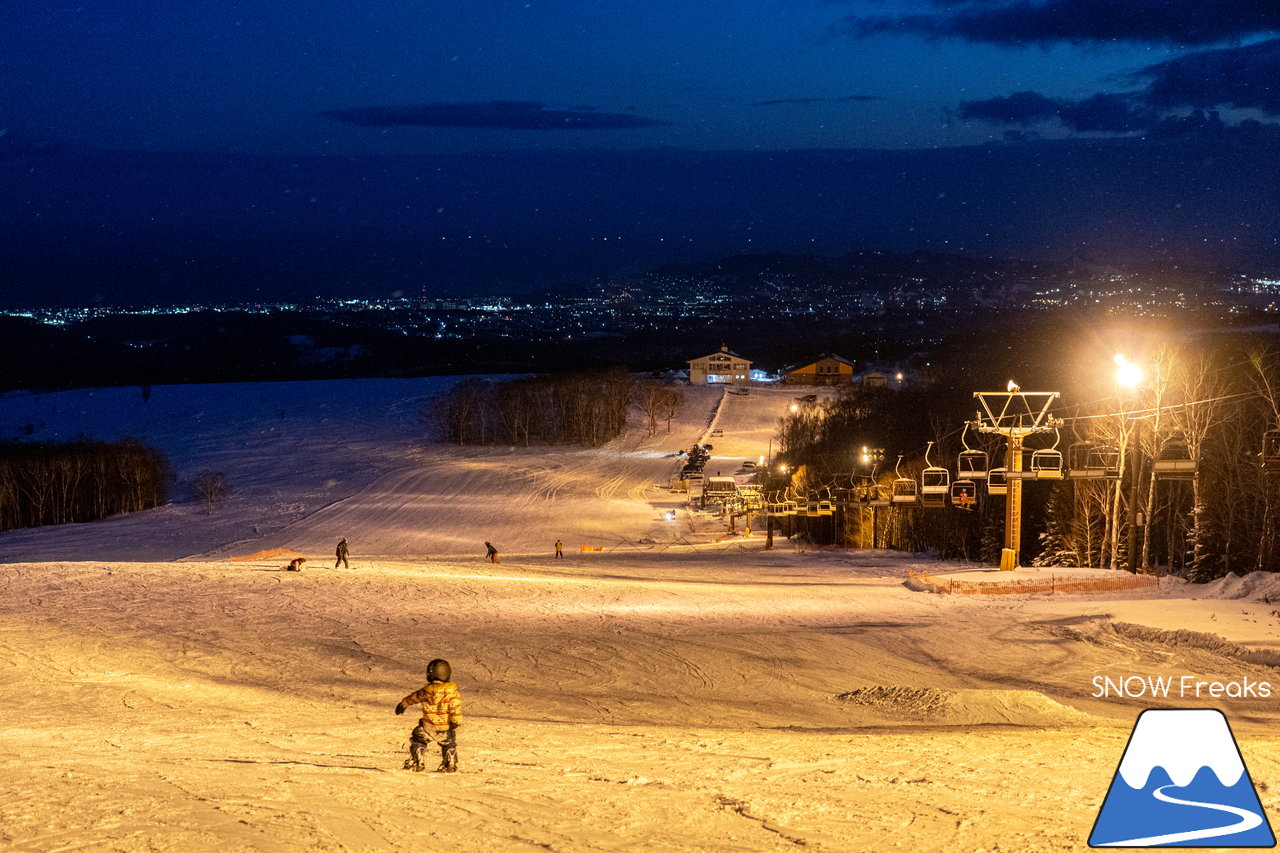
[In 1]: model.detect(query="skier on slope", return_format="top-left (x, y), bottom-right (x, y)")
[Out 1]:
top-left (395, 658), bottom-right (463, 772)
top-left (335, 537), bottom-right (349, 569)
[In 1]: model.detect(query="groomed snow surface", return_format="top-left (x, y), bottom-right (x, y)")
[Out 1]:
top-left (3, 379), bottom-right (1280, 851)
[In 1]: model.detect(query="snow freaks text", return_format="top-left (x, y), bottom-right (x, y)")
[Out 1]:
top-left (1091, 675), bottom-right (1273, 700)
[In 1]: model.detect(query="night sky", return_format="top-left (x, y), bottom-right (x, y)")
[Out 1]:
top-left (2, 2), bottom-right (1279, 306)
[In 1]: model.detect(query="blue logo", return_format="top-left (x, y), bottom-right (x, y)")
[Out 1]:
top-left (1090, 709), bottom-right (1275, 848)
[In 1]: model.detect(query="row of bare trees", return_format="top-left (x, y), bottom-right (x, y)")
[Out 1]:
top-left (431, 369), bottom-right (683, 447)
top-left (0, 439), bottom-right (171, 532)
top-left (1036, 343), bottom-right (1280, 580)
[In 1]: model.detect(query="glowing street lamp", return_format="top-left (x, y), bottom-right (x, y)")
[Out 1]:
top-left (1115, 354), bottom-right (1143, 389)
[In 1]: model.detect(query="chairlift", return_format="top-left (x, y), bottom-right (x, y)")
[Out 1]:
top-left (920, 490), bottom-right (948, 509)
top-left (950, 479), bottom-right (978, 510)
top-left (1067, 442), bottom-right (1122, 480)
top-left (987, 467), bottom-right (1008, 496)
top-left (1263, 429), bottom-right (1280, 473)
top-left (1021, 429), bottom-right (1063, 479)
top-left (921, 441), bottom-right (950, 494)
top-left (891, 454), bottom-right (918, 505)
top-left (1153, 439), bottom-right (1196, 480)
top-left (1030, 448), bottom-right (1063, 479)
top-left (957, 425), bottom-right (989, 480)
top-left (958, 449), bottom-right (989, 480)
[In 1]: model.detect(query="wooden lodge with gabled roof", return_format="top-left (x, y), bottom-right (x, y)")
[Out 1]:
top-left (781, 353), bottom-right (856, 386)
top-left (687, 345), bottom-right (753, 384)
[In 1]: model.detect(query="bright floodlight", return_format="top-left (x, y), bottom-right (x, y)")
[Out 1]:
top-left (1007, 380), bottom-right (1020, 393)
top-left (1115, 354), bottom-right (1143, 388)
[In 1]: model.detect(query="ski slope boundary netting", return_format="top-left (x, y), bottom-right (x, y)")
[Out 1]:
top-left (911, 572), bottom-right (1159, 596)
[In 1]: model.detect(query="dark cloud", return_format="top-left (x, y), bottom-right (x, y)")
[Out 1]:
top-left (321, 101), bottom-right (666, 130)
top-left (957, 91), bottom-right (1061, 126)
top-left (836, 1), bottom-right (1280, 46)
top-left (1058, 93), bottom-right (1158, 133)
top-left (751, 95), bottom-right (880, 106)
top-left (1138, 37), bottom-right (1280, 114)
top-left (960, 36), bottom-right (1280, 136)
top-left (960, 90), bottom-right (1155, 133)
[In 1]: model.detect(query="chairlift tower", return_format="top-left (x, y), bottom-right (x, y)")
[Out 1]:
top-left (972, 386), bottom-right (1062, 570)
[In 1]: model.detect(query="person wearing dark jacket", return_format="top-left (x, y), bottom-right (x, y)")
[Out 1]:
top-left (335, 537), bottom-right (349, 569)
top-left (485, 542), bottom-right (499, 564)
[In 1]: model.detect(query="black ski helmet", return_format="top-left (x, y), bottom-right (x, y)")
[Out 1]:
top-left (427, 658), bottom-right (451, 682)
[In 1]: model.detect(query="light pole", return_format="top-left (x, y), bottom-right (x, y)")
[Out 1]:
top-left (859, 447), bottom-right (884, 549)
top-left (1115, 355), bottom-right (1145, 574)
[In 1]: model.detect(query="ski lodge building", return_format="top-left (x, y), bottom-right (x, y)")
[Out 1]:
top-left (687, 346), bottom-right (753, 384)
top-left (781, 353), bottom-right (856, 386)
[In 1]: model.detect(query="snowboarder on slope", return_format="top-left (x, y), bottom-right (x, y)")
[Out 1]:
top-left (485, 542), bottom-right (499, 564)
top-left (395, 658), bottom-right (463, 772)
top-left (286, 557), bottom-right (306, 571)
top-left (335, 537), bottom-right (349, 569)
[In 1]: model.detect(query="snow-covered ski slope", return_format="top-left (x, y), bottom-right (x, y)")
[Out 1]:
top-left (2, 378), bottom-right (1280, 851)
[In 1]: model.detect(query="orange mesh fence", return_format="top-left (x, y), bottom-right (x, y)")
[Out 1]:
top-left (910, 570), bottom-right (1157, 596)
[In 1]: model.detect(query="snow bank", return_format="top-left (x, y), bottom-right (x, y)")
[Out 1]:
top-left (1198, 571), bottom-right (1280, 602)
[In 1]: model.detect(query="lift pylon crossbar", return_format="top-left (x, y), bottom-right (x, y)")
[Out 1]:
top-left (972, 391), bottom-right (1061, 436)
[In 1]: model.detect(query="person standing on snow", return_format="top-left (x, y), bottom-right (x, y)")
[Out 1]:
top-left (395, 658), bottom-right (462, 772)
top-left (485, 541), bottom-right (499, 564)
top-left (554, 539), bottom-right (563, 558)
top-left (335, 537), bottom-right (349, 569)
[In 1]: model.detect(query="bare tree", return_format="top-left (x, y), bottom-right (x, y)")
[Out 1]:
top-left (193, 470), bottom-right (229, 514)
top-left (1170, 350), bottom-right (1226, 575)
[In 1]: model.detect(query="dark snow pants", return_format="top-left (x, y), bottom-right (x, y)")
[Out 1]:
top-left (409, 724), bottom-right (457, 769)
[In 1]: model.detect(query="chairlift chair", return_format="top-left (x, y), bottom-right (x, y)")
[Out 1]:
top-left (1263, 429), bottom-right (1280, 473)
top-left (1153, 439), bottom-right (1196, 480)
top-left (890, 454), bottom-right (918, 505)
top-left (950, 479), bottom-right (978, 510)
top-left (1066, 442), bottom-right (1093, 479)
top-left (891, 478), bottom-right (918, 504)
top-left (1067, 442), bottom-right (1121, 479)
top-left (921, 466), bottom-right (950, 494)
top-left (920, 489), bottom-right (948, 509)
top-left (957, 449), bottom-right (989, 480)
top-left (920, 441), bottom-right (950, 496)
top-left (987, 467), bottom-right (1008, 496)
top-left (1030, 448), bottom-right (1063, 479)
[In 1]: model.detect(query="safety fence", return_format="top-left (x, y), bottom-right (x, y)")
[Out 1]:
top-left (908, 569), bottom-right (1159, 596)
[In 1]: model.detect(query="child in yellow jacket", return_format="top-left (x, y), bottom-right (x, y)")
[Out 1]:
top-left (395, 658), bottom-right (463, 772)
